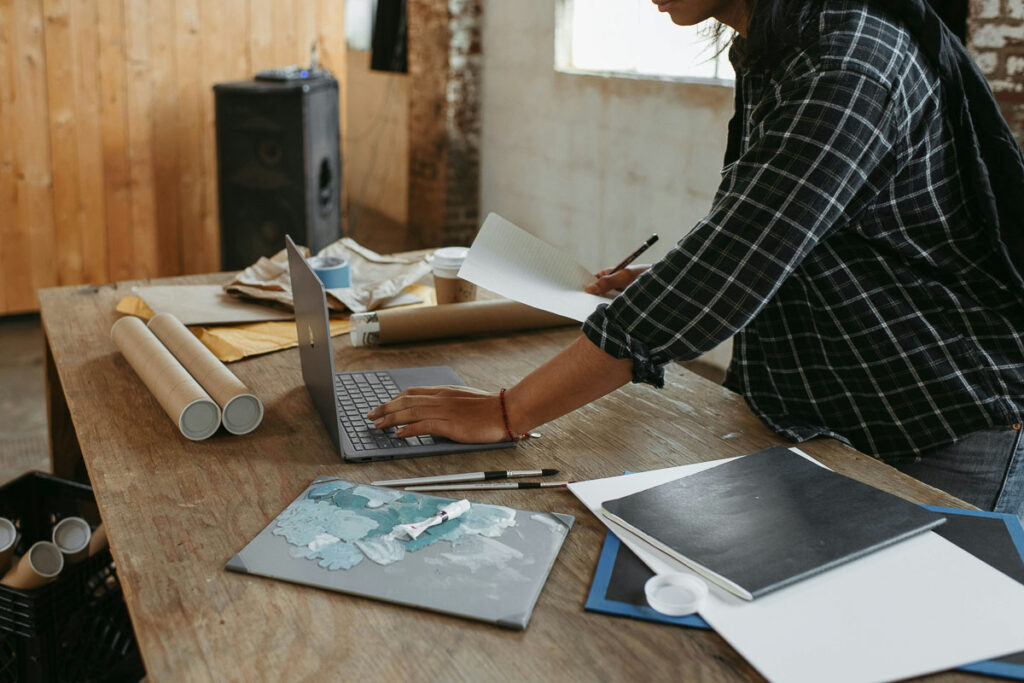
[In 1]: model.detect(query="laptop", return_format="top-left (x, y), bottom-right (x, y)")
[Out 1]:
top-left (286, 236), bottom-right (515, 462)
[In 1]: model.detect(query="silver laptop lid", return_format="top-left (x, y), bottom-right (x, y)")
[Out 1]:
top-left (285, 235), bottom-right (343, 449)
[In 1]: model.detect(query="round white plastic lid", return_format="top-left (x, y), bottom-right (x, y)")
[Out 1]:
top-left (179, 399), bottom-right (221, 441)
top-left (0, 518), bottom-right (15, 551)
top-left (52, 517), bottom-right (90, 553)
top-left (28, 541), bottom-right (64, 577)
top-left (223, 394), bottom-right (264, 435)
top-left (644, 572), bottom-right (709, 616)
top-left (430, 246), bottom-right (470, 271)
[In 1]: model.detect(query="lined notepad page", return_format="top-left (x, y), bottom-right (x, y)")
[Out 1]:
top-left (458, 213), bottom-right (611, 322)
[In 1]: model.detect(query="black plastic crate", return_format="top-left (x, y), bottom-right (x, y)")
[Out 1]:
top-left (0, 472), bottom-right (144, 682)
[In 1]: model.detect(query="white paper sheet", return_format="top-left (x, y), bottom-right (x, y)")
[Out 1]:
top-left (458, 213), bottom-right (611, 322)
top-left (570, 454), bottom-right (1024, 683)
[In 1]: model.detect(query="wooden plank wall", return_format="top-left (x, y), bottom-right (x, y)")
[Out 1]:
top-left (0, 0), bottom-right (345, 315)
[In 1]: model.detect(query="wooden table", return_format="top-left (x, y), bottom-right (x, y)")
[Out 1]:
top-left (38, 274), bottom-right (977, 682)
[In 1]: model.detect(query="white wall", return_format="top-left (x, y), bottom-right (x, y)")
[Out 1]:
top-left (479, 0), bottom-right (736, 368)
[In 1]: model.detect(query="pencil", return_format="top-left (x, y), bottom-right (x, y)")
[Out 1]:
top-left (609, 234), bottom-right (659, 274)
top-left (404, 481), bottom-right (570, 492)
top-left (372, 469), bottom-right (559, 487)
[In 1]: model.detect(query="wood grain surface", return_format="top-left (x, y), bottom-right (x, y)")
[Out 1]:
top-left (39, 275), bottom-right (980, 683)
top-left (0, 0), bottom-right (346, 315)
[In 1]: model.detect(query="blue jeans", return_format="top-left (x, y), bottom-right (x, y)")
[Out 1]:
top-left (897, 426), bottom-right (1024, 523)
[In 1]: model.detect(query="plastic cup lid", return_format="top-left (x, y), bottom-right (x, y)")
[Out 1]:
top-left (223, 394), bottom-right (264, 435)
top-left (28, 541), bottom-right (64, 577)
top-left (180, 399), bottom-right (221, 440)
top-left (644, 572), bottom-right (709, 616)
top-left (0, 518), bottom-right (15, 551)
top-left (430, 246), bottom-right (470, 270)
top-left (52, 517), bottom-right (91, 553)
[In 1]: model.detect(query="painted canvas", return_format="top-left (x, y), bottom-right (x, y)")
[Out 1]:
top-left (226, 476), bottom-right (574, 630)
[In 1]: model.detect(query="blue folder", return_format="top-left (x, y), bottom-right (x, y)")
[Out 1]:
top-left (586, 505), bottom-right (1024, 679)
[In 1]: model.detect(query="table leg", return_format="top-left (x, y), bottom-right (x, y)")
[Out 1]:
top-left (45, 330), bottom-right (86, 482)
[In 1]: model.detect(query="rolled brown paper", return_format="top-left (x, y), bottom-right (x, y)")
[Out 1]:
top-left (350, 299), bottom-right (576, 346)
top-left (110, 316), bottom-right (221, 440)
top-left (88, 523), bottom-right (109, 557)
top-left (147, 313), bottom-right (263, 434)
top-left (0, 541), bottom-right (64, 590)
top-left (0, 517), bottom-right (15, 575)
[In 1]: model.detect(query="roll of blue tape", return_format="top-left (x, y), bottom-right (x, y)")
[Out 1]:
top-left (307, 255), bottom-right (351, 289)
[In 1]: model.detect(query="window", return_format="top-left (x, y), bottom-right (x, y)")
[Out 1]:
top-left (555, 0), bottom-right (734, 84)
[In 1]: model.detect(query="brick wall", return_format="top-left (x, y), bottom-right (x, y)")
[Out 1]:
top-left (445, 0), bottom-right (484, 246)
top-left (406, 0), bottom-right (482, 249)
top-left (968, 0), bottom-right (1024, 148)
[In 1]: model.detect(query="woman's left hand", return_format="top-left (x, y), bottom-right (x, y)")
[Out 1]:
top-left (366, 385), bottom-right (511, 443)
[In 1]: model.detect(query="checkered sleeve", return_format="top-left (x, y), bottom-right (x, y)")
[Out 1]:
top-left (583, 67), bottom-right (898, 386)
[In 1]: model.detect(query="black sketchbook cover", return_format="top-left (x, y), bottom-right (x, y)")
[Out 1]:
top-left (601, 447), bottom-right (946, 600)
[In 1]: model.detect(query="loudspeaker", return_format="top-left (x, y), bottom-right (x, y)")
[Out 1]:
top-left (214, 76), bottom-right (342, 271)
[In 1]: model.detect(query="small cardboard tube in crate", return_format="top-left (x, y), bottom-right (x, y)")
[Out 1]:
top-left (1, 541), bottom-right (64, 590)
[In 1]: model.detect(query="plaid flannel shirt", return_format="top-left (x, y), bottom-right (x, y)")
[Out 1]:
top-left (582, 1), bottom-right (1024, 463)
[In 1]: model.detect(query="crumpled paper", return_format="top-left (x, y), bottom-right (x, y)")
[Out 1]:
top-left (224, 238), bottom-right (432, 313)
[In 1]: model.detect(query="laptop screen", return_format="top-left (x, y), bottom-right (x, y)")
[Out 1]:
top-left (286, 235), bottom-right (343, 448)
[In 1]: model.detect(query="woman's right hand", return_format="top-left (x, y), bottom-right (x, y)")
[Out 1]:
top-left (585, 264), bottom-right (650, 295)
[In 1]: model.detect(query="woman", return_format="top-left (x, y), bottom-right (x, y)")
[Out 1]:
top-left (368, 0), bottom-right (1024, 519)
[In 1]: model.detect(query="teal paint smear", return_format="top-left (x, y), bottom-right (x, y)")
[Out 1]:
top-left (360, 507), bottom-right (402, 539)
top-left (275, 482), bottom-right (522, 572)
top-left (331, 489), bottom-right (371, 510)
top-left (456, 503), bottom-right (517, 538)
top-left (351, 485), bottom-right (404, 508)
top-left (403, 517), bottom-right (468, 551)
top-left (403, 504), bottom-right (516, 551)
top-left (315, 541), bottom-right (364, 570)
top-left (289, 538), bottom-right (365, 570)
top-left (307, 480), bottom-right (353, 500)
top-left (356, 534), bottom-right (406, 565)
top-left (273, 522), bottom-right (325, 546)
top-left (321, 509), bottom-right (379, 542)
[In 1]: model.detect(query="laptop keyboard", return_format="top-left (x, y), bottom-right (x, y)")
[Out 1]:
top-left (335, 371), bottom-right (436, 451)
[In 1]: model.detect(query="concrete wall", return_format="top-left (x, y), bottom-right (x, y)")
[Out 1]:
top-left (479, 0), bottom-right (734, 271)
top-left (478, 0), bottom-right (735, 368)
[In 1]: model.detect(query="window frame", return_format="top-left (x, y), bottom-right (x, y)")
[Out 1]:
top-left (553, 0), bottom-right (735, 88)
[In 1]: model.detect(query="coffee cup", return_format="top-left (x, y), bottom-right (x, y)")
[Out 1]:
top-left (430, 247), bottom-right (476, 305)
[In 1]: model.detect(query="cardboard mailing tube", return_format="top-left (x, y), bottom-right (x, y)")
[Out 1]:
top-left (147, 313), bottom-right (264, 435)
top-left (350, 300), bottom-right (577, 347)
top-left (111, 317), bottom-right (221, 441)
top-left (0, 518), bottom-right (15, 575)
top-left (52, 517), bottom-right (91, 565)
top-left (0, 541), bottom-right (64, 590)
top-left (88, 524), bottom-right (109, 557)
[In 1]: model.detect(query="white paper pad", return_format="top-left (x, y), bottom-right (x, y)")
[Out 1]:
top-left (570, 453), bottom-right (1024, 683)
top-left (459, 213), bottom-right (611, 322)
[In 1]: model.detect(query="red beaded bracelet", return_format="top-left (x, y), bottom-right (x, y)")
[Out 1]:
top-left (499, 388), bottom-right (522, 442)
